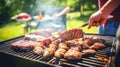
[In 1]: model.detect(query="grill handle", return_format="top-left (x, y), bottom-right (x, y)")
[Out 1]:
top-left (78, 22), bottom-right (89, 28)
top-left (107, 38), bottom-right (116, 67)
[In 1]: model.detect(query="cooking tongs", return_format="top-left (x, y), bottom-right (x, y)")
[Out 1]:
top-left (78, 22), bottom-right (89, 28)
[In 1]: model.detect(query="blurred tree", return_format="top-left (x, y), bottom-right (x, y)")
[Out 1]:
top-left (0, 0), bottom-right (10, 22)
top-left (53, 0), bottom-right (98, 16)
top-left (0, 0), bottom-right (36, 23)
top-left (0, 0), bottom-right (98, 23)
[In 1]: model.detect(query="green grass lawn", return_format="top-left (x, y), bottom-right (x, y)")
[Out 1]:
top-left (0, 11), bottom-right (98, 42)
top-left (0, 22), bottom-right (25, 42)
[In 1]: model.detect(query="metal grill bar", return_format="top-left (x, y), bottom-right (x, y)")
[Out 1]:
top-left (77, 62), bottom-right (95, 67)
top-left (82, 60), bottom-right (104, 67)
top-left (0, 46), bottom-right (108, 67)
top-left (82, 58), bottom-right (105, 64)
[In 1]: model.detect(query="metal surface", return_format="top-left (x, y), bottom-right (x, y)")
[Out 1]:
top-left (0, 34), bottom-right (115, 67)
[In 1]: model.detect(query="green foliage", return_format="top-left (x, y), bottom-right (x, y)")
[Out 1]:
top-left (0, 0), bottom-right (98, 22)
top-left (53, 0), bottom-right (98, 11)
top-left (0, 0), bottom-right (36, 22)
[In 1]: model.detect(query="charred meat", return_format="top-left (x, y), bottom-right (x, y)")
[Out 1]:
top-left (43, 44), bottom-right (57, 58)
top-left (58, 43), bottom-right (69, 50)
top-left (59, 28), bottom-right (84, 41)
top-left (54, 49), bottom-right (67, 58)
top-left (64, 49), bottom-right (83, 60)
top-left (33, 42), bottom-right (45, 55)
top-left (70, 46), bottom-right (82, 52)
top-left (10, 40), bottom-right (38, 51)
top-left (89, 42), bottom-right (106, 50)
top-left (81, 49), bottom-right (96, 55)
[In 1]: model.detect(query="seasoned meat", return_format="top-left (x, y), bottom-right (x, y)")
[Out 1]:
top-left (65, 40), bottom-right (76, 47)
top-left (49, 43), bottom-right (57, 49)
top-left (89, 42), bottom-right (106, 50)
top-left (10, 40), bottom-right (38, 51)
top-left (82, 42), bottom-right (90, 49)
top-left (33, 42), bottom-right (45, 55)
top-left (59, 28), bottom-right (84, 41)
top-left (43, 47), bottom-right (56, 58)
top-left (42, 38), bottom-right (52, 46)
top-left (58, 43), bottom-right (69, 50)
top-left (65, 39), bottom-right (89, 50)
top-left (83, 39), bottom-right (92, 46)
top-left (54, 49), bottom-right (67, 58)
top-left (52, 39), bottom-right (61, 45)
top-left (91, 39), bottom-right (106, 44)
top-left (70, 46), bottom-right (82, 52)
top-left (77, 41), bottom-right (89, 49)
top-left (24, 34), bottom-right (46, 41)
top-left (43, 44), bottom-right (57, 58)
top-left (84, 36), bottom-right (105, 44)
top-left (33, 47), bottom-right (44, 55)
top-left (64, 49), bottom-right (83, 60)
top-left (84, 36), bottom-right (94, 40)
top-left (81, 49), bottom-right (96, 55)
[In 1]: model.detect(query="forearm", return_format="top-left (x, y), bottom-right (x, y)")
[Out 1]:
top-left (57, 7), bottom-right (71, 16)
top-left (100, 0), bottom-right (120, 15)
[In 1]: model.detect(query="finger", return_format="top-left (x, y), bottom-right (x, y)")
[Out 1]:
top-left (92, 22), bottom-right (99, 27)
top-left (96, 22), bottom-right (100, 27)
top-left (88, 17), bottom-right (94, 29)
top-left (93, 22), bottom-right (96, 26)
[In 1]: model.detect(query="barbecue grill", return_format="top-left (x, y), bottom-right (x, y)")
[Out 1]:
top-left (0, 34), bottom-right (115, 67)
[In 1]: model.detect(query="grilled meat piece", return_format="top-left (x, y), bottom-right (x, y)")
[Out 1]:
top-left (64, 49), bottom-right (83, 60)
top-left (43, 44), bottom-right (57, 58)
top-left (49, 43), bottom-right (57, 49)
top-left (33, 42), bottom-right (45, 55)
top-left (84, 36), bottom-right (99, 40)
top-left (33, 47), bottom-right (44, 55)
top-left (70, 46), bottom-right (82, 52)
top-left (58, 43), bottom-right (69, 50)
top-left (24, 34), bottom-right (46, 41)
top-left (83, 39), bottom-right (92, 46)
top-left (59, 28), bottom-right (84, 41)
top-left (42, 38), bottom-right (52, 46)
top-left (81, 49), bottom-right (96, 55)
top-left (89, 42), bottom-right (105, 50)
top-left (84, 36), bottom-right (105, 44)
top-left (35, 42), bottom-right (45, 48)
top-left (10, 40), bottom-right (38, 51)
top-left (91, 39), bottom-right (106, 44)
top-left (65, 39), bottom-right (89, 49)
top-left (77, 41), bottom-right (89, 49)
top-left (65, 40), bottom-right (76, 47)
top-left (43, 47), bottom-right (56, 58)
top-left (84, 36), bottom-right (94, 41)
top-left (54, 49), bottom-right (67, 58)
top-left (52, 39), bottom-right (61, 45)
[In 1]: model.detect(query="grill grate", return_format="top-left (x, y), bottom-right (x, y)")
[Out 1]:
top-left (0, 34), bottom-right (115, 67)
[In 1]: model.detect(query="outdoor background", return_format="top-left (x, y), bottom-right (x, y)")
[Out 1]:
top-left (0, 0), bottom-right (98, 42)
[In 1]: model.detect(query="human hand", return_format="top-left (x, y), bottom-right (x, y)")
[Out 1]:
top-left (88, 10), bottom-right (109, 29)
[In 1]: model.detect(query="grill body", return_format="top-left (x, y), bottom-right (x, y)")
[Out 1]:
top-left (0, 34), bottom-right (115, 67)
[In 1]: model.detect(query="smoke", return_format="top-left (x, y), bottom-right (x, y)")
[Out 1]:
top-left (31, 0), bottom-right (66, 31)
top-left (31, 0), bottom-right (63, 16)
